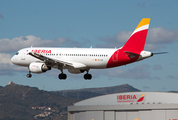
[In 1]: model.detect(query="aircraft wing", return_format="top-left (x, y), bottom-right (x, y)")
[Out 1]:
top-left (28, 52), bottom-right (73, 67)
top-left (28, 52), bottom-right (87, 69)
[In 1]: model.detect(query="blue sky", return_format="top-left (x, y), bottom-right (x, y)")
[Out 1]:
top-left (0, 0), bottom-right (178, 91)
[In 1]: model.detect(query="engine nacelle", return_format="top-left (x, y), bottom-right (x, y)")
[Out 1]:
top-left (68, 69), bottom-right (85, 74)
top-left (29, 62), bottom-right (51, 73)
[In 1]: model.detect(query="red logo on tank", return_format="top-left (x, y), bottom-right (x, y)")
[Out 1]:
top-left (117, 94), bottom-right (145, 103)
top-left (137, 94), bottom-right (145, 102)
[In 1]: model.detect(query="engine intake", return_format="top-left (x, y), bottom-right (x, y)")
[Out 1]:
top-left (29, 62), bottom-right (51, 73)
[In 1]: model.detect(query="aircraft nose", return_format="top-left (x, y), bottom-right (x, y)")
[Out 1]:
top-left (11, 55), bottom-right (17, 64)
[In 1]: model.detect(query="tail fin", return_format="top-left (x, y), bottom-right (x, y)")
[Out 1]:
top-left (121, 18), bottom-right (150, 53)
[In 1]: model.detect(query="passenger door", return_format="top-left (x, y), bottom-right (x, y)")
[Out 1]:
top-left (21, 50), bottom-right (26, 60)
top-left (112, 50), bottom-right (119, 62)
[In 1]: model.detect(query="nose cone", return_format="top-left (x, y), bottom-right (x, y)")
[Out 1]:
top-left (11, 55), bottom-right (17, 64)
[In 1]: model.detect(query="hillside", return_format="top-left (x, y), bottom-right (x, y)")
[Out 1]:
top-left (83, 84), bottom-right (140, 94)
top-left (56, 84), bottom-right (140, 99)
top-left (57, 90), bottom-right (103, 100)
top-left (0, 82), bottom-right (140, 120)
top-left (0, 83), bottom-right (79, 120)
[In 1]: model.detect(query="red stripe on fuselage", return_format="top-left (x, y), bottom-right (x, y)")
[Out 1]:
top-left (106, 49), bottom-right (140, 68)
top-left (106, 29), bottom-right (148, 68)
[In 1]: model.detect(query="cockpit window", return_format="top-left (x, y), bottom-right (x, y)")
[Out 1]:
top-left (15, 52), bottom-right (19, 55)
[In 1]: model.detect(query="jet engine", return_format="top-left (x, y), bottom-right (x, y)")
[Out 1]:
top-left (68, 69), bottom-right (85, 74)
top-left (29, 62), bottom-right (51, 73)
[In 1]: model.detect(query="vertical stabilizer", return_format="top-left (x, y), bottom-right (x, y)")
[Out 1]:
top-left (121, 18), bottom-right (150, 53)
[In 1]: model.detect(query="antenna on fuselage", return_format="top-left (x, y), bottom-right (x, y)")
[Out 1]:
top-left (31, 45), bottom-right (33, 48)
top-left (90, 46), bottom-right (92, 48)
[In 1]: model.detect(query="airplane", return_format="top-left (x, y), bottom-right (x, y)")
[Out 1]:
top-left (11, 18), bottom-right (165, 80)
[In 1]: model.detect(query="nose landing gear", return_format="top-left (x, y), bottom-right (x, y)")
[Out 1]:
top-left (27, 71), bottom-right (32, 78)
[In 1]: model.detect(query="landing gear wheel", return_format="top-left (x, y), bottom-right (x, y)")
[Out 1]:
top-left (27, 74), bottom-right (32, 78)
top-left (58, 73), bottom-right (67, 80)
top-left (84, 74), bottom-right (92, 80)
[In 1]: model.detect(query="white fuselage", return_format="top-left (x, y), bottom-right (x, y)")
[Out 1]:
top-left (11, 47), bottom-right (118, 69)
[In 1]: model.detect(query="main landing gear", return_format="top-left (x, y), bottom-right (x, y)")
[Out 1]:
top-left (84, 73), bottom-right (92, 80)
top-left (58, 69), bottom-right (92, 80)
top-left (58, 73), bottom-right (92, 80)
top-left (58, 68), bottom-right (67, 80)
top-left (58, 73), bottom-right (67, 80)
top-left (84, 70), bottom-right (92, 80)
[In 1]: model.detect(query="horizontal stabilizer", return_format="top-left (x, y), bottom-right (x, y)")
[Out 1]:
top-left (124, 51), bottom-right (140, 58)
